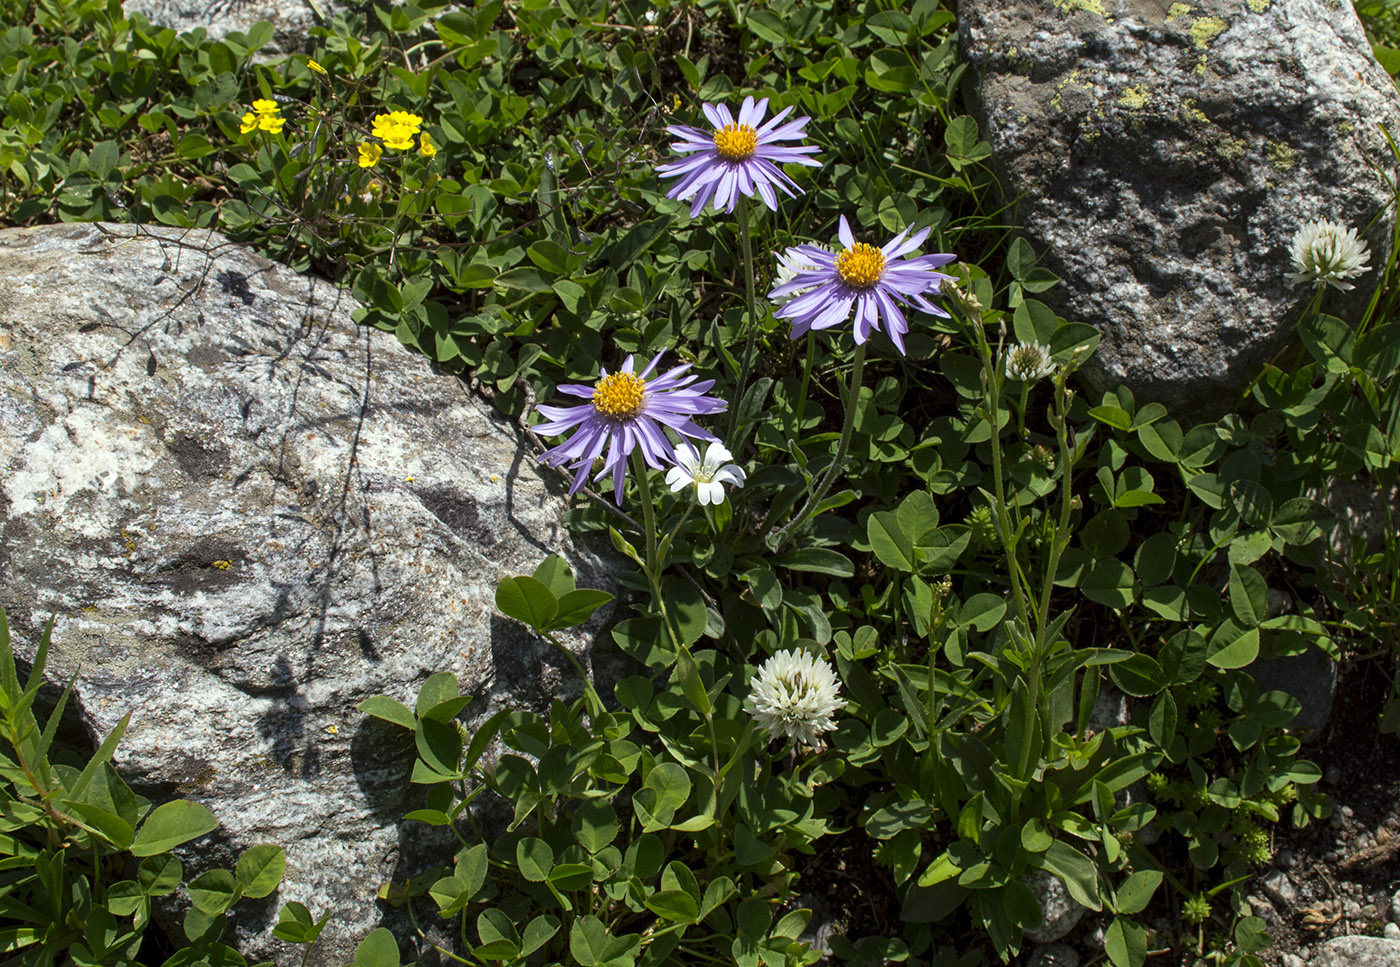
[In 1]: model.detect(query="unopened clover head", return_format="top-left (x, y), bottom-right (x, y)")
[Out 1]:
top-left (1003, 341), bottom-right (1055, 383)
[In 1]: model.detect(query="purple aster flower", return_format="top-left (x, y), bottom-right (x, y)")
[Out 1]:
top-left (535, 353), bottom-right (727, 503)
top-left (657, 96), bottom-right (820, 217)
top-left (769, 215), bottom-right (957, 355)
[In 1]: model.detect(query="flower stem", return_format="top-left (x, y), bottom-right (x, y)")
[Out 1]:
top-left (728, 195), bottom-right (761, 440)
top-left (767, 341), bottom-right (866, 549)
top-left (633, 450), bottom-right (681, 651)
top-left (791, 330), bottom-right (816, 434)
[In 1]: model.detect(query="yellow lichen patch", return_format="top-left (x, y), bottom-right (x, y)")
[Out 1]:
top-left (1119, 86), bottom-right (1151, 109)
top-left (1246, 0), bottom-right (1269, 11)
top-left (212, 560), bottom-right (233, 570)
top-left (1050, 0), bottom-right (1112, 18)
top-left (1180, 99), bottom-right (1209, 123)
top-left (1266, 140), bottom-right (1298, 171)
top-left (1190, 15), bottom-right (1227, 49)
top-left (1166, 1), bottom-right (1192, 19)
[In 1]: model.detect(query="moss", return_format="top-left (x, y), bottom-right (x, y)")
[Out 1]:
top-left (1050, 0), bottom-right (1112, 18)
top-left (1119, 85), bottom-right (1151, 109)
top-left (1190, 15), bottom-right (1228, 48)
top-left (1267, 140), bottom-right (1298, 171)
top-left (1215, 134), bottom-right (1246, 160)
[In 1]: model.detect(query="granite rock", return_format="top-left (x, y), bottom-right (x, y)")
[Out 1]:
top-left (1024, 868), bottom-right (1087, 943)
top-left (123, 0), bottom-right (345, 55)
top-left (0, 222), bottom-right (614, 965)
top-left (1312, 936), bottom-right (1400, 967)
top-left (959, 0), bottom-right (1399, 412)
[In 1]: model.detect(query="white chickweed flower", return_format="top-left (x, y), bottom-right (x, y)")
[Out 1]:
top-left (665, 441), bottom-right (745, 505)
top-left (1288, 219), bottom-right (1372, 291)
top-left (744, 648), bottom-right (845, 748)
top-left (1003, 341), bottom-right (1056, 383)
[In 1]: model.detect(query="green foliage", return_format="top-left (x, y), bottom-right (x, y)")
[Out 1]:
top-left (4, 0), bottom-right (1398, 963)
top-left (0, 610), bottom-right (287, 967)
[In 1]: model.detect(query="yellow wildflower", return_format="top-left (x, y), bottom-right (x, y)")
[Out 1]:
top-left (371, 110), bottom-right (423, 151)
top-left (257, 114), bottom-right (286, 134)
top-left (251, 98), bottom-right (281, 116)
top-left (419, 131), bottom-right (436, 158)
top-left (307, 58), bottom-right (327, 74)
top-left (239, 112), bottom-right (258, 134)
top-left (358, 141), bottom-right (382, 168)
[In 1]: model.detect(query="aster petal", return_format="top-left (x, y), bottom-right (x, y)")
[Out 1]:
top-left (883, 226), bottom-right (931, 259)
top-left (738, 95), bottom-right (767, 128)
top-left (701, 102), bottom-right (727, 129)
top-left (759, 117), bottom-right (817, 145)
top-left (754, 175), bottom-right (778, 210)
top-left (755, 105), bottom-right (795, 137)
top-left (838, 215), bottom-right (856, 250)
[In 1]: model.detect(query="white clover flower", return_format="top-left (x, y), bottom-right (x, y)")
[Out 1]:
top-left (1003, 341), bottom-right (1056, 383)
top-left (664, 441), bottom-right (745, 505)
top-left (1288, 219), bottom-right (1372, 291)
top-left (744, 648), bottom-right (845, 748)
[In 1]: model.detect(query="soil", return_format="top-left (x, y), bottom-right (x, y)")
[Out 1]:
top-left (1255, 655), bottom-right (1400, 963)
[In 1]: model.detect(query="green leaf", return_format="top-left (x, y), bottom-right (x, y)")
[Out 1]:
top-left (772, 548), bottom-right (855, 577)
top-left (1148, 690), bottom-right (1177, 748)
top-left (520, 915), bottom-right (560, 957)
top-left (188, 868), bottom-right (240, 916)
top-left (664, 581), bottom-right (707, 647)
top-left (569, 916), bottom-right (608, 967)
top-left (1034, 841), bottom-right (1102, 911)
top-left (1228, 565), bottom-right (1269, 628)
top-left (532, 554), bottom-right (576, 597)
top-left (1113, 870), bottom-right (1163, 915)
top-left (572, 798), bottom-right (620, 853)
top-left (868, 511), bottom-right (915, 572)
top-left (516, 837), bottom-right (554, 882)
top-left (1207, 624), bottom-right (1260, 669)
top-left (548, 589), bottom-right (613, 630)
top-left (957, 593), bottom-right (1007, 632)
top-left (496, 575), bottom-right (558, 631)
top-left (235, 844), bottom-right (286, 898)
top-left (1020, 818), bottom-right (1052, 853)
top-left (548, 863), bottom-right (594, 891)
top-left (139, 854), bottom-right (183, 896)
top-left (675, 646), bottom-right (711, 716)
top-left (1105, 917), bottom-right (1147, 967)
top-left (353, 928), bottom-right (401, 967)
top-left (645, 890), bottom-right (700, 923)
top-left (131, 800), bottom-right (218, 856)
top-left (1107, 654), bottom-right (1164, 698)
top-left (358, 696), bottom-right (416, 730)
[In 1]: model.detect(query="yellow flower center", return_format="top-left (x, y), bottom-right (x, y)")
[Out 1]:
top-left (835, 243), bottom-right (886, 288)
top-left (713, 123), bottom-right (758, 161)
top-left (592, 372), bottom-right (647, 419)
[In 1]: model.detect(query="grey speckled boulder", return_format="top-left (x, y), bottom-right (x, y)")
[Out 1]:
top-left (1023, 868), bottom-right (1087, 943)
top-left (124, 0), bottom-right (345, 54)
top-left (1313, 936), bottom-right (1400, 967)
top-left (959, 0), bottom-right (1400, 412)
top-left (0, 222), bottom-right (614, 965)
